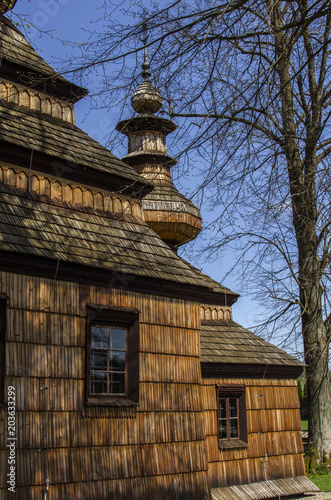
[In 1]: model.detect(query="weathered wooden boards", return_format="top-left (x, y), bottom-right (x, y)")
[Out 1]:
top-left (0, 272), bottom-right (210, 499)
top-left (202, 377), bottom-right (305, 489)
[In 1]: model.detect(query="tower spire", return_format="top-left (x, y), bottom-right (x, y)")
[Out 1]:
top-left (130, 19), bottom-right (162, 115)
top-left (141, 20), bottom-right (151, 81)
top-left (116, 21), bottom-right (202, 248)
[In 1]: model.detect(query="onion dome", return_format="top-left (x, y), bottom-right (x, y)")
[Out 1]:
top-left (131, 81), bottom-right (162, 114)
top-left (0, 0), bottom-right (17, 14)
top-left (116, 48), bottom-right (202, 248)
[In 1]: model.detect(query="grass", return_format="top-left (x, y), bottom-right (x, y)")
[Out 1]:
top-left (308, 473), bottom-right (331, 491)
top-left (308, 462), bottom-right (331, 493)
top-left (301, 420), bottom-right (309, 430)
top-left (303, 438), bottom-right (331, 493)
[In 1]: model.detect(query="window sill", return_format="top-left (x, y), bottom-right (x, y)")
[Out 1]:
top-left (85, 396), bottom-right (139, 407)
top-left (219, 439), bottom-right (248, 449)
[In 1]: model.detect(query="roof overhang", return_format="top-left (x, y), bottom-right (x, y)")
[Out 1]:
top-left (0, 60), bottom-right (88, 103)
top-left (0, 251), bottom-right (235, 305)
top-left (201, 362), bottom-right (304, 379)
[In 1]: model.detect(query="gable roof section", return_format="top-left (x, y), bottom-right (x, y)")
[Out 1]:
top-left (0, 102), bottom-right (152, 196)
top-left (0, 184), bottom-right (233, 300)
top-left (0, 15), bottom-right (86, 101)
top-left (200, 319), bottom-right (304, 377)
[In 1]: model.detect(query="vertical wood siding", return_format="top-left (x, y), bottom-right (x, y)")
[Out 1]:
top-left (0, 272), bottom-right (209, 500)
top-left (202, 378), bottom-right (305, 489)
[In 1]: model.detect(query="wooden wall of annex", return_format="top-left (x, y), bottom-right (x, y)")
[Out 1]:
top-left (0, 272), bottom-right (210, 500)
top-left (202, 377), bottom-right (305, 489)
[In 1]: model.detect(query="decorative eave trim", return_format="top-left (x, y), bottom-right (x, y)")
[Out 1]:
top-left (116, 115), bottom-right (177, 136)
top-left (0, 143), bottom-right (153, 199)
top-left (0, 251), bottom-right (238, 305)
top-left (122, 152), bottom-right (177, 168)
top-left (0, 60), bottom-right (87, 103)
top-left (201, 362), bottom-right (304, 379)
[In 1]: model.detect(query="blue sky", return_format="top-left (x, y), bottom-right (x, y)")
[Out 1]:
top-left (8, 0), bottom-right (273, 335)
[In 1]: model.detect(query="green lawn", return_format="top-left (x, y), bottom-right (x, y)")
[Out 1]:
top-left (308, 472), bottom-right (331, 491)
top-left (302, 426), bottom-right (331, 493)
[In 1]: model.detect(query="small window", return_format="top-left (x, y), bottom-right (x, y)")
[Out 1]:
top-left (90, 325), bottom-right (126, 395)
top-left (86, 305), bottom-right (139, 406)
top-left (217, 385), bottom-right (247, 448)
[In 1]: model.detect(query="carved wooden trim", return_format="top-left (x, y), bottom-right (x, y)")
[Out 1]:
top-left (0, 79), bottom-right (75, 123)
top-left (0, 164), bottom-right (144, 218)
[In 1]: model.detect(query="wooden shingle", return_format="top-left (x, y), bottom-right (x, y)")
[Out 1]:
top-left (0, 184), bottom-right (221, 289)
top-left (0, 103), bottom-right (151, 189)
top-left (200, 319), bottom-right (304, 367)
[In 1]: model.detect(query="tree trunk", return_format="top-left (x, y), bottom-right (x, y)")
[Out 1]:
top-left (299, 242), bottom-right (331, 459)
top-left (268, 0), bottom-right (331, 460)
top-left (288, 155), bottom-right (331, 462)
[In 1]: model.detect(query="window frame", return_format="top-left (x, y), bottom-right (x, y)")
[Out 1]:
top-left (85, 305), bottom-right (139, 406)
top-left (217, 385), bottom-right (248, 449)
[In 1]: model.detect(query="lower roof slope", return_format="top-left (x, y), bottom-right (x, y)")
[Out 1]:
top-left (0, 183), bottom-right (226, 294)
top-left (201, 319), bottom-right (304, 368)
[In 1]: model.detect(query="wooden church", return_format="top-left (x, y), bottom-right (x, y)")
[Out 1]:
top-left (0, 2), bottom-right (319, 499)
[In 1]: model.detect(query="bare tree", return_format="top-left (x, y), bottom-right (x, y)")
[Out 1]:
top-left (15, 0), bottom-right (331, 462)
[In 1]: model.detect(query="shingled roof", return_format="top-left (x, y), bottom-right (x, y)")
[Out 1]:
top-left (0, 183), bottom-right (231, 295)
top-left (0, 14), bottom-right (86, 100)
top-left (200, 320), bottom-right (304, 369)
top-left (0, 102), bottom-right (151, 194)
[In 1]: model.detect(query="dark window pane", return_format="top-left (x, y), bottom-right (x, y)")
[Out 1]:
top-left (219, 420), bottom-right (228, 439)
top-left (91, 326), bottom-right (108, 348)
top-left (229, 398), bottom-right (238, 418)
top-left (91, 350), bottom-right (107, 371)
top-left (219, 398), bottom-right (227, 419)
top-left (91, 372), bottom-right (107, 394)
top-left (230, 419), bottom-right (239, 438)
top-left (89, 323), bottom-right (128, 397)
top-left (109, 328), bottom-right (126, 350)
top-left (110, 373), bottom-right (125, 394)
top-left (110, 351), bottom-right (126, 371)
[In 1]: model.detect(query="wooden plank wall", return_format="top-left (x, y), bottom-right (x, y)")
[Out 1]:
top-left (202, 377), bottom-right (305, 489)
top-left (0, 272), bottom-right (210, 500)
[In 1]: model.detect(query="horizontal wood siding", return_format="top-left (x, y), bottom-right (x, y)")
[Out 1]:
top-left (202, 378), bottom-right (305, 489)
top-left (0, 272), bottom-right (209, 500)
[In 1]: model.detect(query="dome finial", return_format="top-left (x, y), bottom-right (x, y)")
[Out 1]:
top-left (141, 19), bottom-right (151, 81)
top-left (131, 15), bottom-right (162, 115)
